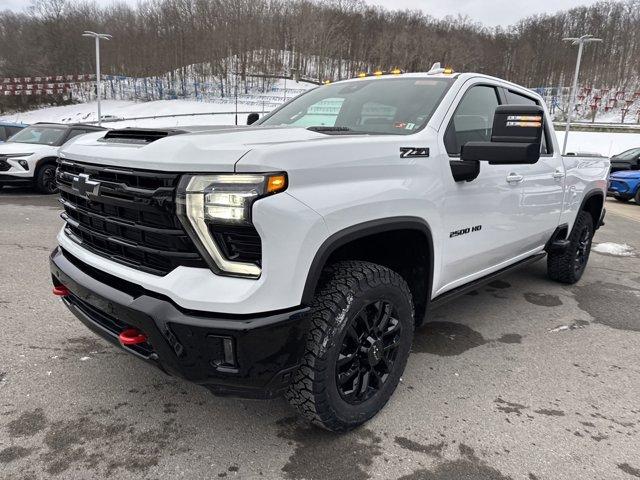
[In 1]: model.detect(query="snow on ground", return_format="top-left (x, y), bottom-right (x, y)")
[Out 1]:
top-left (592, 242), bottom-right (636, 257)
top-left (0, 99), bottom-right (267, 129)
top-left (557, 130), bottom-right (640, 157)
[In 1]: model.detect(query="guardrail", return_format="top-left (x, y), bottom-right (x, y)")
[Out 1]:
top-left (553, 122), bottom-right (640, 133)
top-left (86, 110), bottom-right (261, 124)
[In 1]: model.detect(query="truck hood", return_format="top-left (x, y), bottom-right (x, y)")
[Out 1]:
top-left (0, 142), bottom-right (53, 156)
top-left (59, 126), bottom-right (356, 172)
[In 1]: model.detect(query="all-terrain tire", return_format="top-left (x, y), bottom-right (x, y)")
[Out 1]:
top-left (547, 210), bottom-right (594, 284)
top-left (35, 163), bottom-right (58, 194)
top-left (286, 260), bottom-right (414, 432)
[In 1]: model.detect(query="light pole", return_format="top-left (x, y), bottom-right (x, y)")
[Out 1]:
top-left (82, 31), bottom-right (112, 126)
top-left (561, 34), bottom-right (602, 155)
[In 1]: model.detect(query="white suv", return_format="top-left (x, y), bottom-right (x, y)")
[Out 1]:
top-left (49, 70), bottom-right (609, 431)
top-left (0, 123), bottom-right (105, 193)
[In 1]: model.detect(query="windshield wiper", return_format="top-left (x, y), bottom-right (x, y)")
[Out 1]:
top-left (306, 126), bottom-right (367, 135)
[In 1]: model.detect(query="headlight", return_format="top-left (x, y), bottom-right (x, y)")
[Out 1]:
top-left (177, 173), bottom-right (287, 278)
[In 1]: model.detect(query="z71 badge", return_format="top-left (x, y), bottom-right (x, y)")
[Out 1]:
top-left (400, 147), bottom-right (429, 158)
top-left (450, 225), bottom-right (482, 238)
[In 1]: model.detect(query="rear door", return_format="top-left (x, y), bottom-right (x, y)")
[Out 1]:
top-left (503, 89), bottom-right (564, 249)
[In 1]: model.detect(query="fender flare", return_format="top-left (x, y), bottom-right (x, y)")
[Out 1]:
top-left (300, 216), bottom-right (435, 310)
top-left (34, 156), bottom-right (59, 173)
top-left (576, 188), bottom-right (605, 231)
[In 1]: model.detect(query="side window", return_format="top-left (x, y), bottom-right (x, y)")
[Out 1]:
top-left (505, 90), bottom-right (552, 154)
top-left (444, 85), bottom-right (500, 156)
top-left (0, 127), bottom-right (6, 141)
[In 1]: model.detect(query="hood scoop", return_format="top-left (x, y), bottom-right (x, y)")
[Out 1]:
top-left (101, 128), bottom-right (187, 145)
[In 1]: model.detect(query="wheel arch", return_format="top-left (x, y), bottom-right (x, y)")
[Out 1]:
top-left (301, 217), bottom-right (434, 324)
top-left (578, 189), bottom-right (605, 231)
top-left (35, 156), bottom-right (59, 173)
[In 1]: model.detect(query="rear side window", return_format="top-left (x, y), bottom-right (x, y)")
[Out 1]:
top-left (506, 90), bottom-right (552, 154)
top-left (0, 126), bottom-right (7, 141)
top-left (444, 85), bottom-right (500, 156)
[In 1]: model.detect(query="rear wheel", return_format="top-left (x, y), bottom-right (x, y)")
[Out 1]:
top-left (286, 260), bottom-right (414, 432)
top-left (35, 163), bottom-right (58, 194)
top-left (547, 211), bottom-right (594, 284)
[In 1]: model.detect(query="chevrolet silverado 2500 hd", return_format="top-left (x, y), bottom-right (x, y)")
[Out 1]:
top-left (50, 69), bottom-right (609, 431)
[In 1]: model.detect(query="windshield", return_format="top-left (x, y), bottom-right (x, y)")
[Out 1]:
top-left (260, 77), bottom-right (453, 135)
top-left (8, 126), bottom-right (67, 145)
top-left (613, 148), bottom-right (640, 160)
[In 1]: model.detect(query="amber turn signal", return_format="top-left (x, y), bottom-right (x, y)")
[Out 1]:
top-left (267, 174), bottom-right (287, 194)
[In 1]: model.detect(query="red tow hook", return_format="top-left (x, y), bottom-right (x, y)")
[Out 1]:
top-left (119, 328), bottom-right (148, 346)
top-left (52, 285), bottom-right (70, 296)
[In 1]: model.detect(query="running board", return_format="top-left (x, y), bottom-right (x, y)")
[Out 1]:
top-left (428, 252), bottom-right (546, 310)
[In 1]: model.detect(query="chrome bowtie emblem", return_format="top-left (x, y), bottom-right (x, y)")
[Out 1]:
top-left (72, 173), bottom-right (100, 198)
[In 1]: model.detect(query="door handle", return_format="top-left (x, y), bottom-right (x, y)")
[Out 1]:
top-left (506, 173), bottom-right (524, 183)
top-left (553, 168), bottom-right (565, 180)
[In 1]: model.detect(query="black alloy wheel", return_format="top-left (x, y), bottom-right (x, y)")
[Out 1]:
top-left (336, 300), bottom-right (402, 404)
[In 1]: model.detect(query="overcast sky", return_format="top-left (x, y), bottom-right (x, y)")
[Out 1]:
top-left (0, 0), bottom-right (607, 27)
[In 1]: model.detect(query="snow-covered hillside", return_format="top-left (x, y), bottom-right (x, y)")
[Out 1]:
top-left (0, 77), bottom-right (316, 128)
top-left (1, 99), bottom-right (265, 128)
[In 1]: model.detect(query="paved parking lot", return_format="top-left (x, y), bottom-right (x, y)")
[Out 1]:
top-left (1, 190), bottom-right (639, 480)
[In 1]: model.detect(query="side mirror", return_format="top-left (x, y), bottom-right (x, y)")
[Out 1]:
top-left (247, 113), bottom-right (260, 125)
top-left (461, 105), bottom-right (544, 165)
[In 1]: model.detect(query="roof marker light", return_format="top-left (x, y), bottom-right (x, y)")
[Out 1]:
top-left (390, 68), bottom-right (402, 75)
top-left (373, 70), bottom-right (383, 76)
top-left (357, 72), bottom-right (367, 78)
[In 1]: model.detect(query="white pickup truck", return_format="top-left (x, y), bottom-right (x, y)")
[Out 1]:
top-left (50, 68), bottom-right (609, 432)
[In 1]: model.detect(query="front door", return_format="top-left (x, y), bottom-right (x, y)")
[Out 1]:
top-left (436, 83), bottom-right (532, 295)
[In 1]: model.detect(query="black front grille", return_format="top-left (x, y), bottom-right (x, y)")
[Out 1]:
top-left (57, 159), bottom-right (206, 275)
top-left (210, 224), bottom-right (262, 265)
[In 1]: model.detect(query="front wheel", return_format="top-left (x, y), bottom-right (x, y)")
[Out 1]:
top-left (547, 211), bottom-right (594, 284)
top-left (286, 261), bottom-right (414, 432)
top-left (35, 163), bottom-right (58, 194)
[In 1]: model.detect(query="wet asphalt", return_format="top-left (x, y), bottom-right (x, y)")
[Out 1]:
top-left (0, 188), bottom-right (639, 480)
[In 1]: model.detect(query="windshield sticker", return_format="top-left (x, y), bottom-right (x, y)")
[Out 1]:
top-left (405, 123), bottom-right (416, 130)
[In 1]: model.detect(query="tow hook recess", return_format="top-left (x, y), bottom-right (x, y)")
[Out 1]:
top-left (52, 285), bottom-right (70, 296)
top-left (119, 328), bottom-right (148, 346)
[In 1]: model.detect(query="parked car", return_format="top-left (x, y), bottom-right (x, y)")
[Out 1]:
top-left (0, 121), bottom-right (27, 142)
top-left (608, 170), bottom-right (640, 204)
top-left (50, 68), bottom-right (608, 431)
top-left (0, 122), bottom-right (106, 193)
top-left (610, 147), bottom-right (640, 173)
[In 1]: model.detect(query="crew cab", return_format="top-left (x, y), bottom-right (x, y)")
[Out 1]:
top-left (0, 122), bottom-right (105, 193)
top-left (49, 68), bottom-right (609, 431)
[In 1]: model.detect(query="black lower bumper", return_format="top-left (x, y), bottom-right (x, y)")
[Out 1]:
top-left (50, 247), bottom-right (310, 399)
top-left (0, 173), bottom-right (32, 185)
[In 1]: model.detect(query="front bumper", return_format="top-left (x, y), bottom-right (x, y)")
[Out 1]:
top-left (0, 173), bottom-right (33, 185)
top-left (50, 247), bottom-right (310, 399)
